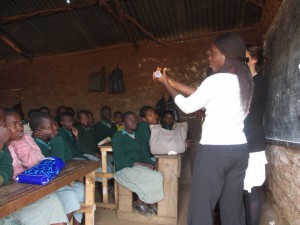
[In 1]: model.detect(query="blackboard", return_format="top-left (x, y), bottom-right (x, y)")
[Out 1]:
top-left (264, 0), bottom-right (300, 147)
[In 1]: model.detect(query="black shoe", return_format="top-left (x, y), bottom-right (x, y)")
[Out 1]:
top-left (133, 202), bottom-right (154, 215)
top-left (148, 204), bottom-right (157, 214)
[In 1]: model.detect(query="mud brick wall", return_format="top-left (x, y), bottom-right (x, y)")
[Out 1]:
top-left (0, 31), bottom-right (259, 121)
top-left (266, 145), bottom-right (300, 225)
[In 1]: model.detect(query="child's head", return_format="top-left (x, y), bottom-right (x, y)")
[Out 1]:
top-left (162, 110), bottom-right (175, 127)
top-left (123, 111), bottom-right (138, 131)
top-left (29, 112), bottom-right (57, 135)
top-left (66, 107), bottom-right (75, 118)
top-left (77, 110), bottom-right (89, 127)
top-left (39, 106), bottom-right (51, 114)
top-left (4, 108), bottom-right (24, 141)
top-left (113, 111), bottom-right (123, 125)
top-left (101, 106), bottom-right (112, 121)
top-left (60, 112), bottom-right (74, 130)
top-left (86, 111), bottom-right (94, 126)
top-left (56, 106), bottom-right (66, 115)
top-left (139, 106), bottom-right (158, 125)
top-left (27, 109), bottom-right (39, 119)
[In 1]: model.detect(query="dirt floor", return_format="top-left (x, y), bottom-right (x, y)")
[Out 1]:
top-left (94, 182), bottom-right (276, 225)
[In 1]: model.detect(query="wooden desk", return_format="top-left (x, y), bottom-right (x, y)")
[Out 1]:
top-left (96, 143), bottom-right (118, 209)
top-left (0, 160), bottom-right (99, 225)
top-left (117, 154), bottom-right (181, 225)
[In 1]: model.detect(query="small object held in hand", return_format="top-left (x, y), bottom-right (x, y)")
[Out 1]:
top-left (154, 71), bottom-right (162, 78)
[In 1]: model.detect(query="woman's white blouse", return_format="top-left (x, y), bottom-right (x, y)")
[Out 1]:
top-left (175, 73), bottom-right (248, 145)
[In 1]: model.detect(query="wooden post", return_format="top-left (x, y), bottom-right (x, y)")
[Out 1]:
top-left (84, 171), bottom-right (96, 225)
top-left (96, 144), bottom-right (118, 209)
top-left (157, 155), bottom-right (180, 220)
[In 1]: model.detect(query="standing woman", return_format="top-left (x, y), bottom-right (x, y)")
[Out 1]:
top-left (153, 32), bottom-right (253, 225)
top-left (243, 44), bottom-right (268, 225)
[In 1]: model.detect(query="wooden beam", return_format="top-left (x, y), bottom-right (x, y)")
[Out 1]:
top-left (0, 0), bottom-right (102, 25)
top-left (0, 29), bottom-right (33, 61)
top-left (0, 0), bottom-right (163, 49)
top-left (112, 0), bottom-right (139, 50)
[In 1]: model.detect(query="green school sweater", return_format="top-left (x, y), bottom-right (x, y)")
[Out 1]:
top-left (34, 135), bottom-right (73, 163)
top-left (58, 127), bottom-right (88, 160)
top-left (0, 145), bottom-right (13, 186)
top-left (75, 125), bottom-right (99, 156)
top-left (136, 121), bottom-right (152, 158)
top-left (112, 130), bottom-right (154, 172)
top-left (94, 120), bottom-right (117, 143)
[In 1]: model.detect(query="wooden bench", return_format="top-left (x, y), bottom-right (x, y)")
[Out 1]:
top-left (95, 143), bottom-right (118, 209)
top-left (0, 160), bottom-right (99, 225)
top-left (117, 154), bottom-right (181, 225)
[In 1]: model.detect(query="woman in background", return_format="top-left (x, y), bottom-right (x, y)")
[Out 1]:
top-left (243, 44), bottom-right (268, 225)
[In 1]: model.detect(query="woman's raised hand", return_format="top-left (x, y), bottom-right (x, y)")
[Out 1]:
top-left (153, 67), bottom-right (168, 84)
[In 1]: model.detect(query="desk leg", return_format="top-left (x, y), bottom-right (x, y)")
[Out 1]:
top-left (85, 171), bottom-right (96, 225)
top-left (101, 151), bottom-right (109, 203)
top-left (157, 157), bottom-right (179, 219)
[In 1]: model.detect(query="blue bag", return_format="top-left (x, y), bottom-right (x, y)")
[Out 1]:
top-left (15, 156), bottom-right (65, 185)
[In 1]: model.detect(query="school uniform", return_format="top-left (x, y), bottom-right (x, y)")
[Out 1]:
top-left (75, 124), bottom-right (99, 156)
top-left (94, 119), bottom-right (117, 143)
top-left (175, 73), bottom-right (249, 225)
top-left (34, 135), bottom-right (85, 223)
top-left (112, 129), bottom-right (164, 204)
top-left (58, 127), bottom-right (88, 160)
top-left (2, 142), bottom-right (68, 225)
top-left (136, 121), bottom-right (153, 158)
top-left (0, 145), bottom-right (13, 186)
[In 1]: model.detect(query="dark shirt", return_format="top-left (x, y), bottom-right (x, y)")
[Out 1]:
top-left (75, 125), bottom-right (99, 156)
top-left (94, 120), bottom-right (117, 143)
top-left (244, 74), bottom-right (268, 152)
top-left (58, 127), bottom-right (88, 160)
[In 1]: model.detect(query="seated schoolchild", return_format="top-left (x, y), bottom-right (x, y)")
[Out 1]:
top-left (75, 110), bottom-right (99, 160)
top-left (112, 111), bottom-right (164, 215)
top-left (113, 111), bottom-right (124, 131)
top-left (161, 110), bottom-right (176, 130)
top-left (58, 112), bottom-right (88, 160)
top-left (23, 109), bottom-right (39, 135)
top-left (86, 111), bottom-right (95, 127)
top-left (136, 106), bottom-right (158, 159)
top-left (0, 108), bottom-right (68, 225)
top-left (59, 112), bottom-right (105, 182)
top-left (94, 106), bottom-right (117, 143)
top-left (55, 106), bottom-right (66, 127)
top-left (27, 112), bottom-right (84, 225)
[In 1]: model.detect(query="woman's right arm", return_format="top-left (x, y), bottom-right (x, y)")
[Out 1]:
top-left (168, 78), bottom-right (197, 96)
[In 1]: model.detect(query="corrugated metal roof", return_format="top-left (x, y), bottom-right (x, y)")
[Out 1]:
top-left (0, 0), bottom-right (264, 62)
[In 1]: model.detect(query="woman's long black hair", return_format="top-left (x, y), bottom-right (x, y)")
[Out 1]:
top-left (214, 32), bottom-right (254, 113)
top-left (246, 44), bottom-right (264, 74)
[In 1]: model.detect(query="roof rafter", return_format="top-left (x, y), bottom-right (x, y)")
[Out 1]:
top-left (0, 0), bottom-right (163, 48)
top-left (0, 29), bottom-right (33, 61)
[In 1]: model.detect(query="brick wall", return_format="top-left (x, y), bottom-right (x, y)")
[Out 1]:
top-left (0, 30), bottom-right (259, 121)
top-left (266, 145), bottom-right (300, 225)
